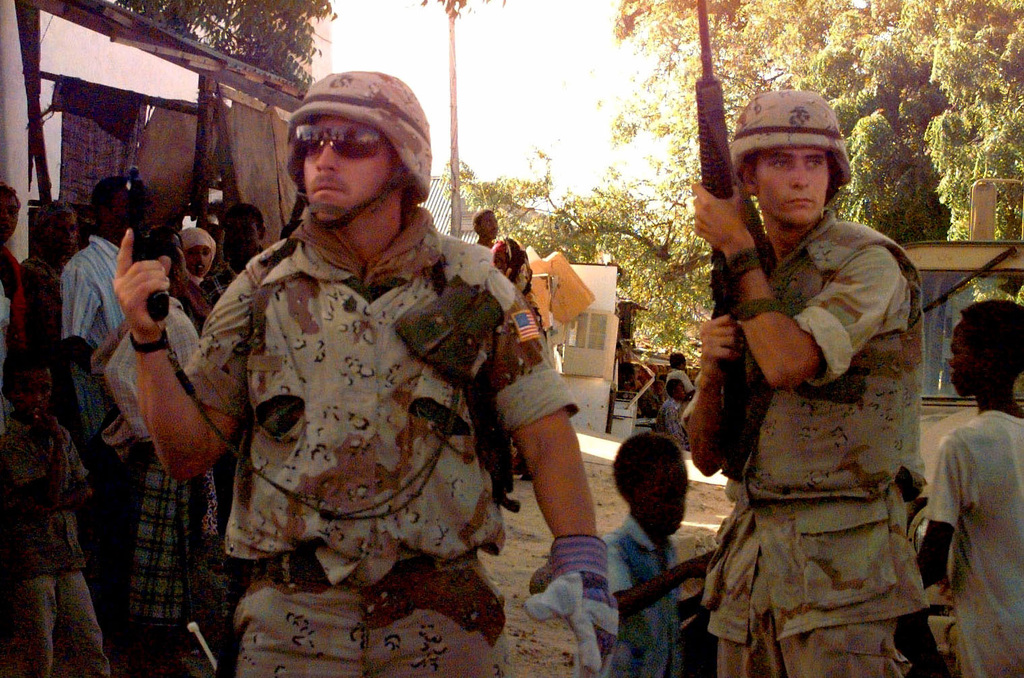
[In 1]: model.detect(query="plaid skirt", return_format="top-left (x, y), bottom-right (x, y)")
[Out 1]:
top-left (128, 443), bottom-right (191, 626)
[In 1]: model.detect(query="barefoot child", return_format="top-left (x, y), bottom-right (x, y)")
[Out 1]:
top-left (917, 300), bottom-right (1024, 678)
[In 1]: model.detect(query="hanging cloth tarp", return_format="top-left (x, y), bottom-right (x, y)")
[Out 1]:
top-left (52, 77), bottom-right (145, 206)
top-left (223, 100), bottom-right (295, 242)
top-left (135, 108), bottom-right (198, 228)
top-left (52, 77), bottom-right (145, 142)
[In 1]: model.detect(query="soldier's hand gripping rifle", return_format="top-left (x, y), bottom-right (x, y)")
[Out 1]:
top-left (695, 0), bottom-right (775, 480)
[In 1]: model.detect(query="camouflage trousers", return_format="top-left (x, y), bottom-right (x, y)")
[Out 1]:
top-left (718, 559), bottom-right (911, 678)
top-left (233, 554), bottom-right (512, 677)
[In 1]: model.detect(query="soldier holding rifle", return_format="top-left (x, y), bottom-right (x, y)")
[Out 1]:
top-left (688, 90), bottom-right (928, 676)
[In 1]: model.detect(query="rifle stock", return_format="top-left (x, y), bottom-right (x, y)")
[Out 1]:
top-left (695, 0), bottom-right (773, 480)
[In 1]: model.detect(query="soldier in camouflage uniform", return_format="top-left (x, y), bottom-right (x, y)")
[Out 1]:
top-left (687, 90), bottom-right (928, 676)
top-left (113, 72), bottom-right (617, 676)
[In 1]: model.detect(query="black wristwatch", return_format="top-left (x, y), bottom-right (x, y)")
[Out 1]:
top-left (130, 330), bottom-right (168, 353)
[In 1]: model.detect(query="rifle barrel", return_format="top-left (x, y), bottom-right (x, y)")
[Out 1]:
top-left (697, 0), bottom-right (715, 78)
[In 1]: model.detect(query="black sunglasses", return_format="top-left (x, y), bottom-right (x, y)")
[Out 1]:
top-left (294, 124), bottom-right (388, 159)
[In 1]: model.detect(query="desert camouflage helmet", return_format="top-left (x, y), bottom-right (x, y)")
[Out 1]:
top-left (730, 90), bottom-right (851, 187)
top-left (288, 71), bottom-right (432, 203)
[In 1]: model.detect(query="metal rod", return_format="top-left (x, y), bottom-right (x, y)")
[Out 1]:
top-left (187, 621), bottom-right (218, 671)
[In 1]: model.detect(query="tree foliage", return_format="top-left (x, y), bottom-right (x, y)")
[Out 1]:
top-left (922, 0), bottom-right (1024, 238)
top-left (461, 155), bottom-right (709, 351)
top-left (465, 0), bottom-right (1024, 352)
top-left (114, 0), bottom-right (335, 85)
top-left (111, 1), bottom-right (501, 85)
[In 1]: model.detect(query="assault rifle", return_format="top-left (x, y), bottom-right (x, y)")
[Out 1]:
top-left (695, 0), bottom-right (775, 480)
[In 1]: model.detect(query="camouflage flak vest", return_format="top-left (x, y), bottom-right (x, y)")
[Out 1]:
top-left (741, 216), bottom-right (924, 503)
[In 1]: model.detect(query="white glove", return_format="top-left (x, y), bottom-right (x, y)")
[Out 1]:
top-left (525, 571), bottom-right (619, 677)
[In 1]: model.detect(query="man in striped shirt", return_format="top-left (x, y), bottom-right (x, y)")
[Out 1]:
top-left (61, 176), bottom-right (129, 441)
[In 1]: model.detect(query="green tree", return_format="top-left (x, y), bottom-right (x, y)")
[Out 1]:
top-left (114, 0), bottom-right (334, 85)
top-left (462, 156), bottom-right (709, 351)
top-left (805, 23), bottom-right (952, 244)
top-left (922, 0), bottom-right (1024, 238)
top-left (112, 0), bottom-right (499, 85)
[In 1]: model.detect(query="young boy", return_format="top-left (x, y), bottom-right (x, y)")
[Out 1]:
top-left (602, 432), bottom-right (688, 678)
top-left (656, 375), bottom-right (691, 452)
top-left (0, 353), bottom-right (110, 676)
top-left (917, 300), bottom-right (1024, 678)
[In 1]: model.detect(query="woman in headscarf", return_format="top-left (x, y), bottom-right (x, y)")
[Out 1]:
top-left (177, 227), bottom-right (216, 331)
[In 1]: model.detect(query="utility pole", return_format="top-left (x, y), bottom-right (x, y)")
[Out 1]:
top-left (448, 9), bottom-right (462, 237)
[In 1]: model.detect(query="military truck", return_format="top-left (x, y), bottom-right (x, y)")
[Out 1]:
top-left (908, 178), bottom-right (1024, 485)
top-left (904, 177), bottom-right (1024, 674)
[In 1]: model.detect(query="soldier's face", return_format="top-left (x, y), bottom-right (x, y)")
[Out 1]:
top-left (744, 147), bottom-right (829, 234)
top-left (302, 116), bottom-right (397, 210)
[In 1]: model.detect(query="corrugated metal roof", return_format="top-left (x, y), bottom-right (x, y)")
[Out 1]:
top-left (425, 176), bottom-right (478, 244)
top-left (23, 0), bottom-right (304, 112)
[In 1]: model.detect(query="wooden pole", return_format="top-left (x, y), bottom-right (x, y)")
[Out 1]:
top-left (448, 10), bottom-right (462, 237)
top-left (15, 1), bottom-right (52, 204)
top-left (190, 76), bottom-right (216, 230)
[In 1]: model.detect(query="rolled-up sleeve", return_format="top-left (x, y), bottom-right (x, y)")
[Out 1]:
top-left (794, 246), bottom-right (911, 384)
top-left (496, 368), bottom-right (577, 432)
top-left (488, 294), bottom-right (576, 432)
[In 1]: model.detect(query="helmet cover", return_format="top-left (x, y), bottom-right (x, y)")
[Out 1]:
top-left (288, 71), bottom-right (431, 203)
top-left (730, 90), bottom-right (851, 187)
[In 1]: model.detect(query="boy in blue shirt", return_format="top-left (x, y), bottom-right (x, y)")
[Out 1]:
top-left (602, 432), bottom-right (688, 677)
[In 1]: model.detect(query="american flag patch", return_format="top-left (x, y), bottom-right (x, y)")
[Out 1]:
top-left (513, 310), bottom-right (541, 342)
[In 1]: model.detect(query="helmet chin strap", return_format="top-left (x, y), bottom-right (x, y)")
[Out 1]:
top-left (307, 172), bottom-right (409, 230)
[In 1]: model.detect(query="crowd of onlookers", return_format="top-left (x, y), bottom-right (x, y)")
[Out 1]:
top-left (5, 169), bottom-right (1023, 678)
top-left (0, 177), bottom-right (265, 677)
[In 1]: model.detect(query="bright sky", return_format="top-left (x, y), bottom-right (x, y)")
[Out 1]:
top-left (331, 0), bottom-right (656, 193)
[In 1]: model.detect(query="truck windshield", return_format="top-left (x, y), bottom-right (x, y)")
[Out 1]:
top-left (920, 269), bottom-right (1024, 398)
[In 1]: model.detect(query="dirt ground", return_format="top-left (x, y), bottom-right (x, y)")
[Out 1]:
top-left (27, 449), bottom-right (730, 678)
top-left (480, 453), bottom-right (733, 678)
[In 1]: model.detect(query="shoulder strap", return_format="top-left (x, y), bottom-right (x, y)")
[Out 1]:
top-left (247, 238), bottom-right (300, 356)
top-left (258, 237), bottom-right (301, 273)
top-left (429, 258), bottom-right (447, 296)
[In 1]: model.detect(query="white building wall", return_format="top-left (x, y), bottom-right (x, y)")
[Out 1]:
top-left (310, 15), bottom-right (333, 82)
top-left (561, 264), bottom-right (620, 436)
top-left (1, 0), bottom-right (31, 259)
top-left (39, 14), bottom-right (200, 100)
